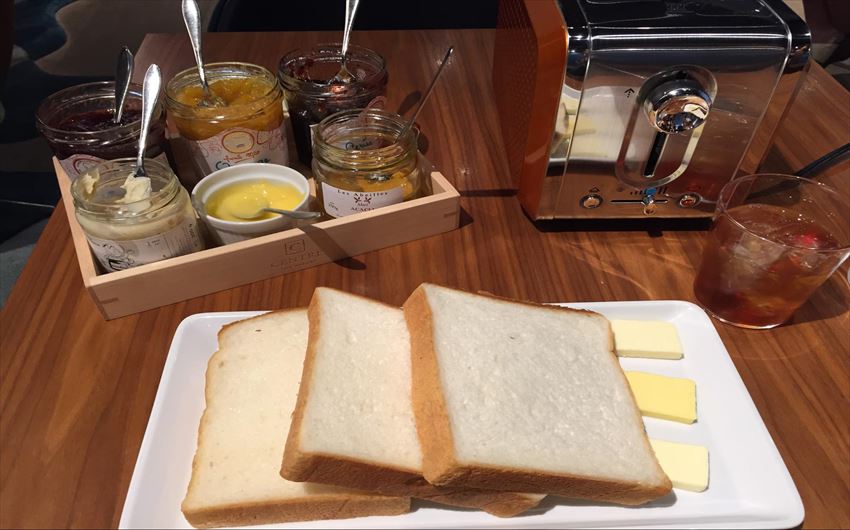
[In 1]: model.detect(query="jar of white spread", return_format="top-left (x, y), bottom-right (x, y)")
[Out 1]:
top-left (72, 158), bottom-right (205, 272)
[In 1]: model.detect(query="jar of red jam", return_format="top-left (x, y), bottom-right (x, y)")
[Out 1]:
top-left (36, 81), bottom-right (170, 179)
top-left (278, 44), bottom-right (388, 164)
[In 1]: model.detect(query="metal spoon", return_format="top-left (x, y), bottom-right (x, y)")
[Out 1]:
top-left (181, 0), bottom-right (225, 107)
top-left (134, 64), bottom-right (161, 178)
top-left (397, 46), bottom-right (454, 139)
top-left (330, 0), bottom-right (361, 84)
top-left (113, 46), bottom-right (134, 124)
top-left (233, 207), bottom-right (323, 221)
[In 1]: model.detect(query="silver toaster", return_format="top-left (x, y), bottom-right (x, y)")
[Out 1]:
top-left (493, 0), bottom-right (811, 219)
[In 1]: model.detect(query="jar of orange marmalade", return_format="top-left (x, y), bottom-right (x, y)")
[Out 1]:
top-left (312, 109), bottom-right (428, 218)
top-left (164, 62), bottom-right (288, 185)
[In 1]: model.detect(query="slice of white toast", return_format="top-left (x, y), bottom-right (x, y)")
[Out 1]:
top-left (181, 310), bottom-right (409, 528)
top-left (281, 288), bottom-right (545, 517)
top-left (403, 284), bottom-right (672, 505)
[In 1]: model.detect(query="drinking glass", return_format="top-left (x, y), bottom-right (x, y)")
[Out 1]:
top-left (694, 174), bottom-right (850, 329)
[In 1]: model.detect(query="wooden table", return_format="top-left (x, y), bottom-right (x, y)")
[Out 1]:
top-left (2, 30), bottom-right (848, 529)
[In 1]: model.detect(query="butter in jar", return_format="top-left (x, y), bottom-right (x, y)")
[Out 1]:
top-left (164, 62), bottom-right (288, 185)
top-left (72, 158), bottom-right (204, 272)
top-left (312, 109), bottom-right (427, 218)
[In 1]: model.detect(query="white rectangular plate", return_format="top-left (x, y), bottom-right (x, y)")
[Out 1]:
top-left (119, 301), bottom-right (803, 529)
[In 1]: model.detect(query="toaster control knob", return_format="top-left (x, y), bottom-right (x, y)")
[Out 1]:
top-left (580, 194), bottom-right (603, 209)
top-left (645, 79), bottom-right (712, 134)
top-left (678, 193), bottom-right (701, 208)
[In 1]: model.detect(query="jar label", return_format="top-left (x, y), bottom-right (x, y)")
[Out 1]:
top-left (189, 126), bottom-right (288, 173)
top-left (59, 152), bottom-right (169, 180)
top-left (321, 182), bottom-right (404, 218)
top-left (85, 217), bottom-right (204, 272)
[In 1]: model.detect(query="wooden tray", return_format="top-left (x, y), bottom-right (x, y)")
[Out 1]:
top-left (55, 159), bottom-right (460, 320)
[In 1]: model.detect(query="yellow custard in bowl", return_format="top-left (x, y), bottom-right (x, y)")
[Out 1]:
top-left (205, 179), bottom-right (305, 221)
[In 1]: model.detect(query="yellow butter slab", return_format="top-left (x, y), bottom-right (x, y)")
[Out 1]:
top-left (611, 319), bottom-right (683, 359)
top-left (650, 439), bottom-right (709, 492)
top-left (625, 371), bottom-right (697, 424)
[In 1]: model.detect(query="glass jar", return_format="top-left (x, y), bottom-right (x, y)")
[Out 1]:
top-left (312, 109), bottom-right (428, 218)
top-left (164, 62), bottom-right (288, 184)
top-left (36, 81), bottom-right (170, 179)
top-left (279, 44), bottom-right (388, 164)
top-left (72, 158), bottom-right (205, 272)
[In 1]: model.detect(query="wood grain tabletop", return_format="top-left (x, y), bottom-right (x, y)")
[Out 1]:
top-left (1, 29), bottom-right (848, 529)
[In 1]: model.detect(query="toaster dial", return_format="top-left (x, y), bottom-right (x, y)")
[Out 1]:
top-left (644, 79), bottom-right (712, 134)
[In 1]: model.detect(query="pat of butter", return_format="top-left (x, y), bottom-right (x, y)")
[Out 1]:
top-left (117, 174), bottom-right (152, 204)
top-left (650, 439), bottom-right (709, 492)
top-left (625, 371), bottom-right (697, 423)
top-left (611, 319), bottom-right (683, 359)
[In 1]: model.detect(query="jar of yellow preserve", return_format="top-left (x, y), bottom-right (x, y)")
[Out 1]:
top-left (72, 158), bottom-right (204, 272)
top-left (164, 62), bottom-right (287, 183)
top-left (312, 109), bottom-right (428, 218)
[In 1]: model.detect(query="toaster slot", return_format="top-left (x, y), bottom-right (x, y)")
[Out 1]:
top-left (616, 67), bottom-right (716, 191)
top-left (643, 132), bottom-right (668, 178)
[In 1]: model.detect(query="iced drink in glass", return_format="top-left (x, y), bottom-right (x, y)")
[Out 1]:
top-left (694, 174), bottom-right (850, 329)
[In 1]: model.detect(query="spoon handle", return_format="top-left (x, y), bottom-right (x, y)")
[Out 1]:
top-left (398, 46), bottom-right (454, 139)
top-left (114, 46), bottom-right (134, 124)
top-left (182, 0), bottom-right (209, 91)
top-left (265, 208), bottom-right (323, 220)
top-left (341, 0), bottom-right (361, 60)
top-left (136, 64), bottom-right (161, 176)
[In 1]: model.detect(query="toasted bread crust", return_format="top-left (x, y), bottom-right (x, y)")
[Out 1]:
top-left (282, 288), bottom-right (543, 517)
top-left (283, 449), bottom-right (425, 493)
top-left (421, 489), bottom-right (544, 517)
top-left (281, 292), bottom-right (325, 481)
top-left (281, 450), bottom-right (542, 516)
top-left (183, 495), bottom-right (410, 528)
top-left (422, 463), bottom-right (672, 505)
top-left (404, 283), bottom-right (672, 505)
top-left (403, 285), bottom-right (461, 483)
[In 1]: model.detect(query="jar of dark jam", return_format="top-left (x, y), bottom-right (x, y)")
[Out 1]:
top-left (36, 81), bottom-right (170, 179)
top-left (279, 44), bottom-right (388, 164)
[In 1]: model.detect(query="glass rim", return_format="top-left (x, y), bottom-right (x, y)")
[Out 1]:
top-left (717, 173), bottom-right (850, 253)
top-left (35, 81), bottom-right (161, 137)
top-left (312, 108), bottom-right (418, 167)
top-left (278, 43), bottom-right (387, 92)
top-left (163, 61), bottom-right (280, 118)
top-left (72, 157), bottom-right (178, 217)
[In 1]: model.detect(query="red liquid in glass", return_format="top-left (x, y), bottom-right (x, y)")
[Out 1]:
top-left (694, 203), bottom-right (842, 328)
